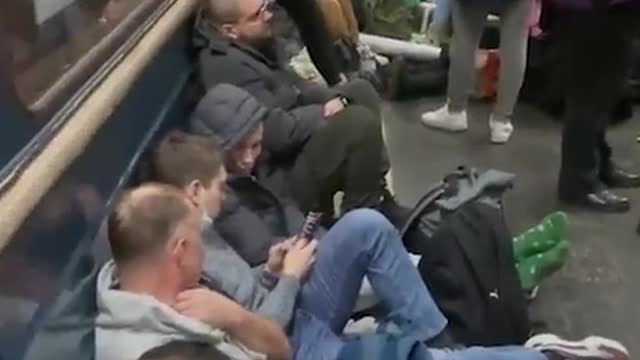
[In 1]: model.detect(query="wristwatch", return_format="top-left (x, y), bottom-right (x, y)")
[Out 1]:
top-left (339, 96), bottom-right (350, 106)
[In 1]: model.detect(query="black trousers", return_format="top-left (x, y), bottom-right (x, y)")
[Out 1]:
top-left (277, 0), bottom-right (344, 86)
top-left (557, 5), bottom-right (639, 196)
top-left (288, 80), bottom-right (386, 216)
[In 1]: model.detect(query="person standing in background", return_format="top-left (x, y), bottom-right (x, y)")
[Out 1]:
top-left (421, 0), bottom-right (533, 144)
top-left (276, 0), bottom-right (346, 85)
top-left (555, 0), bottom-right (640, 213)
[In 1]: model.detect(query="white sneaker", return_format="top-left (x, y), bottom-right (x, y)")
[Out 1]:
top-left (420, 105), bottom-right (468, 132)
top-left (525, 333), bottom-right (630, 360)
top-left (489, 114), bottom-right (514, 144)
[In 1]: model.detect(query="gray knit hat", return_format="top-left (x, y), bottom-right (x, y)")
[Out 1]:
top-left (190, 84), bottom-right (267, 149)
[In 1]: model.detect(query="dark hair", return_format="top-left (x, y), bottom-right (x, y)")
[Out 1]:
top-left (148, 130), bottom-right (223, 189)
top-left (108, 184), bottom-right (191, 265)
top-left (138, 341), bottom-right (231, 360)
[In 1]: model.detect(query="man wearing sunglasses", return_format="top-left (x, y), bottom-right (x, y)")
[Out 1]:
top-left (196, 0), bottom-right (407, 228)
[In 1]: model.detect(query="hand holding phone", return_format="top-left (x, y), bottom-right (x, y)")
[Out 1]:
top-left (282, 238), bottom-right (318, 280)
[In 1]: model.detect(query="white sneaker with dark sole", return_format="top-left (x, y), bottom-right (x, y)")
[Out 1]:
top-left (421, 105), bottom-right (468, 132)
top-left (489, 115), bottom-right (514, 144)
top-left (525, 334), bottom-right (630, 360)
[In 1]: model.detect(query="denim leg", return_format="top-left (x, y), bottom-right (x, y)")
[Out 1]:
top-left (289, 310), bottom-right (344, 360)
top-left (298, 209), bottom-right (448, 340)
top-left (429, 346), bottom-right (546, 360)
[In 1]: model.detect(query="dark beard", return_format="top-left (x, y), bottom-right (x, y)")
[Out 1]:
top-left (252, 37), bottom-right (279, 62)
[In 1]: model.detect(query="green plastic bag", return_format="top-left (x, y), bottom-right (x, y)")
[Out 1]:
top-left (363, 0), bottom-right (418, 40)
top-left (404, 0), bottom-right (420, 7)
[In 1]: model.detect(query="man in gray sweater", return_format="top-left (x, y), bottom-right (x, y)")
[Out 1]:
top-left (148, 130), bottom-right (449, 358)
top-left (95, 184), bottom-right (290, 360)
top-left (145, 128), bottom-right (630, 360)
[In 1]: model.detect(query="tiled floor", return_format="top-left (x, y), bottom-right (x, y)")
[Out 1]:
top-left (383, 98), bottom-right (640, 354)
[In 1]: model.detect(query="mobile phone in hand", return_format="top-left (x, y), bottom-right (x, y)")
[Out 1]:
top-left (298, 212), bottom-right (322, 240)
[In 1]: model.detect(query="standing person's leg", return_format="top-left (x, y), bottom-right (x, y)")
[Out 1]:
top-left (490, 0), bottom-right (532, 144)
top-left (597, 6), bottom-right (640, 189)
top-left (421, 1), bottom-right (488, 132)
top-left (597, 133), bottom-right (615, 182)
top-left (298, 209), bottom-right (448, 340)
top-left (277, 0), bottom-right (344, 86)
top-left (338, 0), bottom-right (359, 41)
top-left (595, 129), bottom-right (640, 190)
top-left (447, 1), bottom-right (489, 113)
top-left (556, 15), bottom-right (602, 203)
top-left (558, 6), bottom-right (636, 212)
top-left (350, 0), bottom-right (367, 31)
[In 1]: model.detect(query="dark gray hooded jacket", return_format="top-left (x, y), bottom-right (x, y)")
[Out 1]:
top-left (190, 84), bottom-right (324, 266)
top-left (194, 23), bottom-right (339, 161)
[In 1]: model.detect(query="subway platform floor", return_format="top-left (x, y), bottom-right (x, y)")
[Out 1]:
top-left (383, 98), bottom-right (640, 354)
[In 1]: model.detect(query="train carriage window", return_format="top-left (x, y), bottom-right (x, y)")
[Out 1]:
top-left (0, 0), bottom-right (166, 117)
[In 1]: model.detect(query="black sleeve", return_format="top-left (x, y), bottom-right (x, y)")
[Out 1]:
top-left (228, 65), bottom-right (326, 158)
top-left (215, 190), bottom-right (283, 266)
top-left (199, 53), bottom-right (325, 158)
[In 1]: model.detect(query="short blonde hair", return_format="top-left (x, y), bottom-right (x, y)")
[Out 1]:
top-left (148, 130), bottom-right (223, 189)
top-left (108, 183), bottom-right (190, 265)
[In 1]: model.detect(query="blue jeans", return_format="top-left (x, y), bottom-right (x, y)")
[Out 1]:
top-left (429, 347), bottom-right (545, 360)
top-left (289, 209), bottom-right (547, 360)
top-left (290, 209), bottom-right (448, 360)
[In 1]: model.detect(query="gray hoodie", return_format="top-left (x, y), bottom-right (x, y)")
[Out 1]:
top-left (200, 216), bottom-right (301, 328)
top-left (94, 261), bottom-right (265, 360)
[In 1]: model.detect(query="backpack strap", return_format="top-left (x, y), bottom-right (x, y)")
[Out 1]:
top-left (398, 166), bottom-right (472, 237)
top-left (399, 182), bottom-right (445, 237)
top-left (437, 169), bottom-right (515, 211)
top-left (399, 167), bottom-right (514, 237)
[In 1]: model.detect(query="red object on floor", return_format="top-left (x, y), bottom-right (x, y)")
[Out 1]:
top-left (474, 49), bottom-right (501, 100)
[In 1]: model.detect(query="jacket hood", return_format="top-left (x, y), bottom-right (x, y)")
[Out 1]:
top-left (190, 84), bottom-right (267, 150)
top-left (193, 7), bottom-right (217, 50)
top-left (95, 260), bottom-right (263, 360)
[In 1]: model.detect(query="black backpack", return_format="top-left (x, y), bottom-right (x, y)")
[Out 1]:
top-left (400, 167), bottom-right (530, 347)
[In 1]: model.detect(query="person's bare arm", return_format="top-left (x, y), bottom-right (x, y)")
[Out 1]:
top-left (226, 306), bottom-right (291, 360)
top-left (175, 288), bottom-right (290, 360)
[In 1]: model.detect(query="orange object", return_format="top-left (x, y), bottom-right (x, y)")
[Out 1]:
top-left (473, 49), bottom-right (500, 100)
